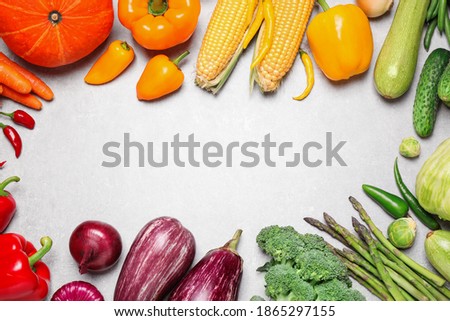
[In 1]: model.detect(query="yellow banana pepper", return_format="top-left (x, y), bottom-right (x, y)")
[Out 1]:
top-left (306, 0), bottom-right (373, 81)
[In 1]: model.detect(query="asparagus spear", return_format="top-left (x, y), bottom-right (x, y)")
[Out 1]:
top-left (304, 216), bottom-right (349, 246)
top-left (349, 196), bottom-right (446, 287)
top-left (352, 218), bottom-right (406, 300)
top-left (373, 237), bottom-right (441, 300)
top-left (385, 266), bottom-right (428, 301)
top-left (335, 252), bottom-right (394, 301)
top-left (323, 213), bottom-right (374, 265)
top-left (305, 215), bottom-right (448, 300)
top-left (343, 243), bottom-right (428, 301)
top-left (348, 270), bottom-right (385, 301)
top-left (339, 248), bottom-right (379, 278)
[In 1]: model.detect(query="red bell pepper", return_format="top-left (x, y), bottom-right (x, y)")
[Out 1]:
top-left (0, 234), bottom-right (52, 300)
top-left (0, 176), bottom-right (20, 233)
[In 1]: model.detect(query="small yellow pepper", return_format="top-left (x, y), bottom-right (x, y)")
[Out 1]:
top-left (250, 0), bottom-right (275, 70)
top-left (136, 51), bottom-right (189, 101)
top-left (306, 0), bottom-right (373, 81)
top-left (293, 50), bottom-right (314, 101)
top-left (84, 40), bottom-right (135, 85)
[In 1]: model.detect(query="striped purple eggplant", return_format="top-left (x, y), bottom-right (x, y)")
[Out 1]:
top-left (168, 229), bottom-right (243, 301)
top-left (114, 216), bottom-right (195, 301)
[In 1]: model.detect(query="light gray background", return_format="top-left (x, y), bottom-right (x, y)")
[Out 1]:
top-left (0, 0), bottom-right (449, 301)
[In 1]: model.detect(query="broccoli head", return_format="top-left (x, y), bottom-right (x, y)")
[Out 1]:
top-left (264, 264), bottom-right (316, 301)
top-left (256, 225), bottom-right (305, 264)
top-left (314, 279), bottom-right (366, 301)
top-left (295, 249), bottom-right (350, 285)
top-left (298, 233), bottom-right (329, 252)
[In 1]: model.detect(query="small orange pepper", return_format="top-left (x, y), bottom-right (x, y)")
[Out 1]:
top-left (84, 40), bottom-right (135, 85)
top-left (306, 0), bottom-right (373, 81)
top-left (118, 0), bottom-right (201, 50)
top-left (136, 50), bottom-right (189, 101)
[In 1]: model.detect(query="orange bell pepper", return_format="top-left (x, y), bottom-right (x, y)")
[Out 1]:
top-left (136, 51), bottom-right (189, 101)
top-left (118, 0), bottom-right (201, 50)
top-left (306, 0), bottom-right (373, 81)
top-left (84, 40), bottom-right (135, 85)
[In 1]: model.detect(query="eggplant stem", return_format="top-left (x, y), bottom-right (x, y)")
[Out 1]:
top-left (224, 229), bottom-right (243, 252)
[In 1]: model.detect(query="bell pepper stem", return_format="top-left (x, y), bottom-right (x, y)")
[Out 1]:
top-left (0, 175), bottom-right (20, 196)
top-left (317, 0), bottom-right (330, 11)
top-left (172, 50), bottom-right (190, 67)
top-left (28, 236), bottom-right (53, 267)
top-left (120, 41), bottom-right (131, 51)
top-left (148, 0), bottom-right (168, 16)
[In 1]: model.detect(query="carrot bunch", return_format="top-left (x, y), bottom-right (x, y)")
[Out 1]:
top-left (0, 52), bottom-right (53, 110)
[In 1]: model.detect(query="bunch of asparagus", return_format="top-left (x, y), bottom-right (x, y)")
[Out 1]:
top-left (304, 196), bottom-right (450, 301)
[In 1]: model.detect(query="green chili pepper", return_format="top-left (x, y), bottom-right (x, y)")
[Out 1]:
top-left (438, 0), bottom-right (447, 33)
top-left (393, 158), bottom-right (441, 230)
top-left (362, 184), bottom-right (409, 219)
top-left (424, 18), bottom-right (438, 51)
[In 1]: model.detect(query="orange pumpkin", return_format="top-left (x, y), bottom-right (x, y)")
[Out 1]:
top-left (0, 0), bottom-right (114, 68)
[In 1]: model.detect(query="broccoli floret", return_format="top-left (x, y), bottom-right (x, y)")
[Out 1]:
top-left (314, 279), bottom-right (365, 301)
top-left (264, 264), bottom-right (316, 301)
top-left (296, 250), bottom-right (351, 286)
top-left (299, 233), bottom-right (329, 252)
top-left (256, 225), bottom-right (363, 301)
top-left (250, 295), bottom-right (266, 301)
top-left (256, 225), bottom-right (305, 264)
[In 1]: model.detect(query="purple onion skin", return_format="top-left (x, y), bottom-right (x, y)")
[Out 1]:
top-left (69, 220), bottom-right (123, 274)
top-left (114, 216), bottom-right (195, 301)
top-left (169, 230), bottom-right (243, 301)
top-left (51, 281), bottom-right (104, 301)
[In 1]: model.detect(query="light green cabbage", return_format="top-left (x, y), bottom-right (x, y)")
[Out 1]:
top-left (416, 138), bottom-right (450, 221)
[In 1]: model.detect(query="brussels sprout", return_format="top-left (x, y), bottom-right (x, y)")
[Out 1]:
top-left (416, 138), bottom-right (450, 221)
top-left (399, 137), bottom-right (421, 158)
top-left (387, 217), bottom-right (417, 249)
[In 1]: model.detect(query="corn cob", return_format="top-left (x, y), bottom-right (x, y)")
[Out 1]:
top-left (252, 0), bottom-right (314, 92)
top-left (195, 0), bottom-right (257, 94)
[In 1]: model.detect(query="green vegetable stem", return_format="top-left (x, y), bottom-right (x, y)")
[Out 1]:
top-left (393, 158), bottom-right (441, 230)
top-left (362, 184), bottom-right (409, 219)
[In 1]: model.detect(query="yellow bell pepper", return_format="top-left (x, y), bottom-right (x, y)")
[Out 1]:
top-left (306, 0), bottom-right (373, 81)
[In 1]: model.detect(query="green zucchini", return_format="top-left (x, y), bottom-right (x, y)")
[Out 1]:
top-left (437, 62), bottom-right (450, 107)
top-left (413, 48), bottom-right (450, 138)
top-left (374, 0), bottom-right (430, 99)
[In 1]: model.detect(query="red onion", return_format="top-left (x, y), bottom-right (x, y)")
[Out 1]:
top-left (51, 281), bottom-right (104, 301)
top-left (69, 220), bottom-right (122, 274)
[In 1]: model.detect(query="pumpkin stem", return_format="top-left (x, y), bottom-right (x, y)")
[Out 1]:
top-left (48, 10), bottom-right (62, 25)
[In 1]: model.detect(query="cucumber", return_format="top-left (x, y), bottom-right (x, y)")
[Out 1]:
top-left (437, 62), bottom-right (450, 107)
top-left (374, 0), bottom-right (430, 99)
top-left (413, 48), bottom-right (450, 138)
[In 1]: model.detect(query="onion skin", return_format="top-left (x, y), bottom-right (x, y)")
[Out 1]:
top-left (169, 230), bottom-right (243, 301)
top-left (69, 220), bottom-right (123, 274)
top-left (51, 281), bottom-right (104, 301)
top-left (356, 0), bottom-right (393, 18)
top-left (114, 216), bottom-right (195, 301)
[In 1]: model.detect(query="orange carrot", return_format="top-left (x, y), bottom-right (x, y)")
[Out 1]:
top-left (1, 85), bottom-right (42, 110)
top-left (0, 53), bottom-right (54, 101)
top-left (0, 84), bottom-right (3, 95)
top-left (0, 62), bottom-right (32, 94)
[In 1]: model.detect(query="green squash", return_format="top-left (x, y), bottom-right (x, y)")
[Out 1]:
top-left (416, 138), bottom-right (450, 221)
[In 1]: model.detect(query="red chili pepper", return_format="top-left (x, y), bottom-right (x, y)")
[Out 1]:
top-left (0, 161), bottom-right (6, 168)
top-left (0, 110), bottom-right (35, 129)
top-left (0, 123), bottom-right (22, 158)
top-left (0, 234), bottom-right (52, 300)
top-left (0, 176), bottom-right (20, 233)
